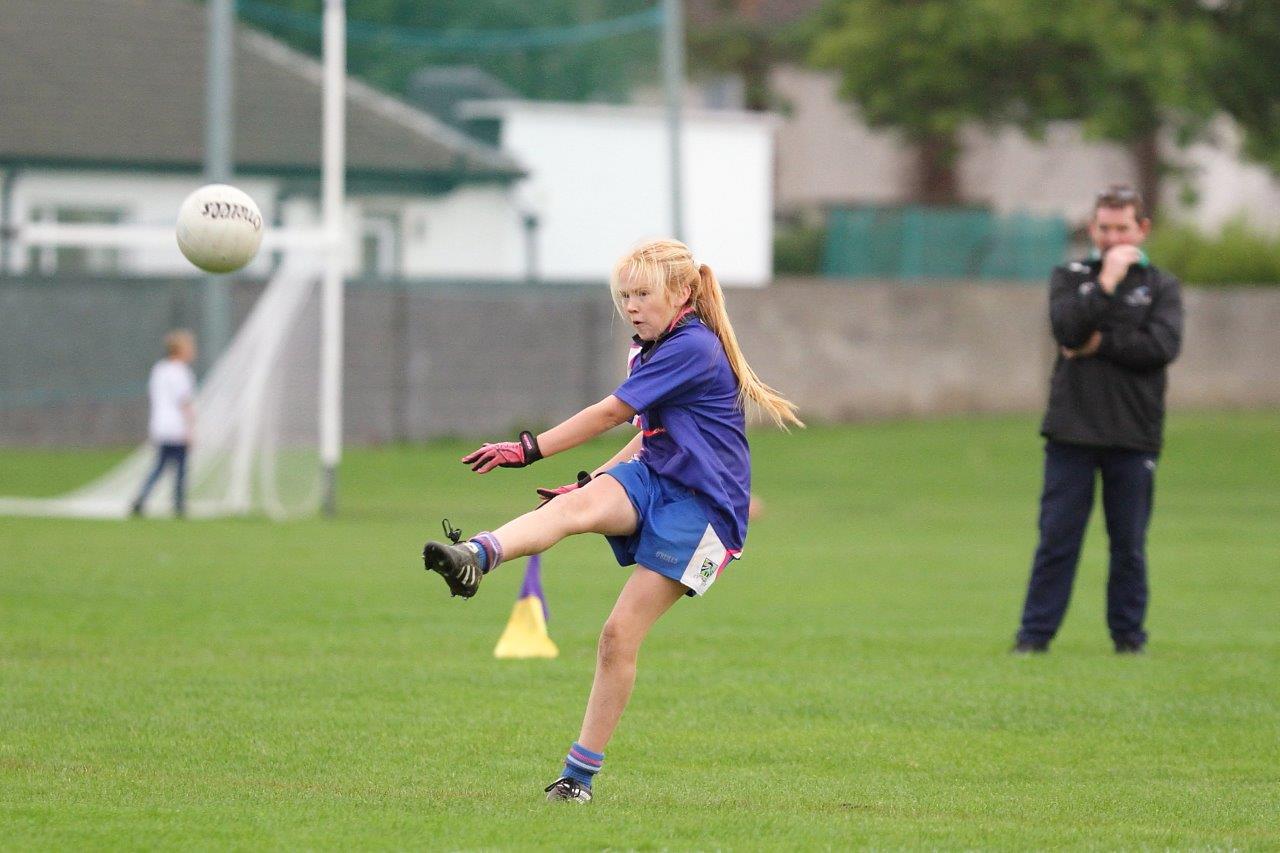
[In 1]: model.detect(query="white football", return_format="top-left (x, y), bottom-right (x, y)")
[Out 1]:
top-left (176, 184), bottom-right (264, 273)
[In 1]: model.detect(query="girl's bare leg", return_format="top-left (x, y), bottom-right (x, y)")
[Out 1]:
top-left (576, 567), bottom-right (686, 753)
top-left (490, 474), bottom-right (636, 560)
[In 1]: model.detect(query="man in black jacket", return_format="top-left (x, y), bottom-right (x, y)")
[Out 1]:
top-left (1014, 185), bottom-right (1184, 655)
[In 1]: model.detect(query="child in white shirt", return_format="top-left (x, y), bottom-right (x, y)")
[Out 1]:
top-left (131, 330), bottom-right (197, 518)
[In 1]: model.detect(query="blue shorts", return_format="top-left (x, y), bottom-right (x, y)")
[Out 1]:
top-left (602, 460), bottom-right (737, 597)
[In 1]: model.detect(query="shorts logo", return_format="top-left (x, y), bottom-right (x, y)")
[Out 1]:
top-left (698, 557), bottom-right (716, 581)
top-left (655, 550), bottom-right (679, 565)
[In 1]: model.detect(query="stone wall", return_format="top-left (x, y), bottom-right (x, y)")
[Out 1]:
top-left (2, 278), bottom-right (1277, 446)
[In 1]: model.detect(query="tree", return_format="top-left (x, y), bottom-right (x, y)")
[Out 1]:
top-left (1205, 1), bottom-right (1280, 174)
top-left (1052, 0), bottom-right (1218, 216)
top-left (809, 0), bottom-right (1091, 204)
top-left (686, 1), bottom-right (820, 111)
top-left (809, 0), bottom-right (1220, 214)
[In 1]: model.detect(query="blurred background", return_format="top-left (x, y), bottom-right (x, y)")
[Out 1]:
top-left (1, 0), bottom-right (1277, 455)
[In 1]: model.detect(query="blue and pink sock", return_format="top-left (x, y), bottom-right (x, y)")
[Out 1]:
top-left (562, 742), bottom-right (604, 788)
top-left (466, 532), bottom-right (503, 574)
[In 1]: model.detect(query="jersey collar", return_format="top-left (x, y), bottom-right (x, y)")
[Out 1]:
top-left (1085, 248), bottom-right (1150, 268)
top-left (631, 308), bottom-right (698, 354)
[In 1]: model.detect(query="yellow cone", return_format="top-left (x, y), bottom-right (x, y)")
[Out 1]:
top-left (494, 595), bottom-right (559, 659)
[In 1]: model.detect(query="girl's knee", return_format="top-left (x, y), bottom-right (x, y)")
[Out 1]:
top-left (597, 618), bottom-right (640, 667)
top-left (550, 488), bottom-right (601, 532)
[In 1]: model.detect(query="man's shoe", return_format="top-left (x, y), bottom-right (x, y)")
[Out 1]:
top-left (1011, 639), bottom-right (1049, 655)
top-left (544, 777), bottom-right (592, 803)
top-left (422, 541), bottom-right (483, 598)
top-left (1114, 639), bottom-right (1146, 655)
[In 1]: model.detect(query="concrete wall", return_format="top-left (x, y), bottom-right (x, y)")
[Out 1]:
top-left (1168, 286), bottom-right (1280, 408)
top-left (733, 280), bottom-right (1280, 420)
top-left (732, 280), bottom-right (1053, 421)
top-left (341, 283), bottom-right (623, 443)
top-left (2, 279), bottom-right (1278, 447)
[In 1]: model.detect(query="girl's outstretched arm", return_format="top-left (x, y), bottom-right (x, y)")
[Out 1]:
top-left (538, 395), bottom-right (636, 457)
top-left (461, 395), bottom-right (636, 474)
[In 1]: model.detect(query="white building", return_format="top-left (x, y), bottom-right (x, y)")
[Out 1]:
top-left (0, 0), bottom-right (529, 281)
top-left (0, 2), bottom-right (781, 288)
top-left (459, 100), bottom-right (779, 286)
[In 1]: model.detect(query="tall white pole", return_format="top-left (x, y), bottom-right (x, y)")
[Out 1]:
top-left (204, 0), bottom-right (234, 373)
top-left (662, 0), bottom-right (686, 242)
top-left (205, 0), bottom-right (232, 204)
top-left (321, 0), bottom-right (346, 516)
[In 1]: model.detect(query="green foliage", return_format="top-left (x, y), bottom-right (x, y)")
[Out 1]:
top-left (241, 1), bottom-right (661, 102)
top-left (1055, 1), bottom-right (1218, 145)
top-left (1148, 218), bottom-right (1280, 286)
top-left (809, 0), bottom-right (1090, 144)
top-left (686, 12), bottom-right (813, 111)
top-left (807, 0), bottom-right (1230, 207)
top-left (806, 0), bottom-right (1101, 201)
top-left (687, 20), bottom-right (773, 110)
top-left (772, 219), bottom-right (824, 274)
top-left (1206, 1), bottom-right (1280, 173)
top-left (809, 0), bottom-right (1220, 144)
top-left (2, 414), bottom-right (1279, 846)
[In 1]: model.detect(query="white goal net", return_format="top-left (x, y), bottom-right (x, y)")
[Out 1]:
top-left (0, 255), bottom-right (325, 520)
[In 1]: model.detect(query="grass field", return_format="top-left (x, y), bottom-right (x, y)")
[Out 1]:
top-left (2, 413), bottom-right (1278, 849)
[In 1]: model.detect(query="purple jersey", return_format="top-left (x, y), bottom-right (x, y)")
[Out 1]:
top-left (613, 316), bottom-right (750, 551)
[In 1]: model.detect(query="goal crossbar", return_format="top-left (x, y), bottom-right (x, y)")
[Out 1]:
top-left (13, 223), bottom-right (329, 251)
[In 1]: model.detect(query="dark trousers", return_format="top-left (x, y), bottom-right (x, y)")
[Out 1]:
top-left (1017, 440), bottom-right (1157, 646)
top-left (133, 443), bottom-right (189, 515)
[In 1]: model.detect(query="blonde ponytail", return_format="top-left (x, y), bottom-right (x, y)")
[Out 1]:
top-left (694, 264), bottom-right (804, 429)
top-left (610, 239), bottom-right (803, 430)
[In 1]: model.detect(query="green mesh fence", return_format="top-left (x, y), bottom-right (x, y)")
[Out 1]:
top-left (236, 1), bottom-right (663, 107)
top-left (822, 206), bottom-right (1069, 281)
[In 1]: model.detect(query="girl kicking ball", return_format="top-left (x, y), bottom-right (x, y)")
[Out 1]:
top-left (422, 239), bottom-right (802, 802)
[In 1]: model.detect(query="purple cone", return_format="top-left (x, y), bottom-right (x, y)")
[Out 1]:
top-left (518, 554), bottom-right (549, 622)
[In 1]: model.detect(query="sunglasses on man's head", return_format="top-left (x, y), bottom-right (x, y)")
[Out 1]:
top-left (1096, 187), bottom-right (1138, 203)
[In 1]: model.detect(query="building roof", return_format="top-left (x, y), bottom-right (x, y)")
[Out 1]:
top-left (407, 66), bottom-right (520, 128)
top-left (0, 0), bottom-right (523, 188)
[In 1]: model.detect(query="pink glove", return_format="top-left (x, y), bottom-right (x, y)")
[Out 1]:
top-left (461, 430), bottom-right (542, 473)
top-left (536, 471), bottom-right (593, 507)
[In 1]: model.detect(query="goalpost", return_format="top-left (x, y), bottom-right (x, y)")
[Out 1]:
top-left (320, 0), bottom-right (345, 517)
top-left (0, 1), bottom-right (347, 521)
